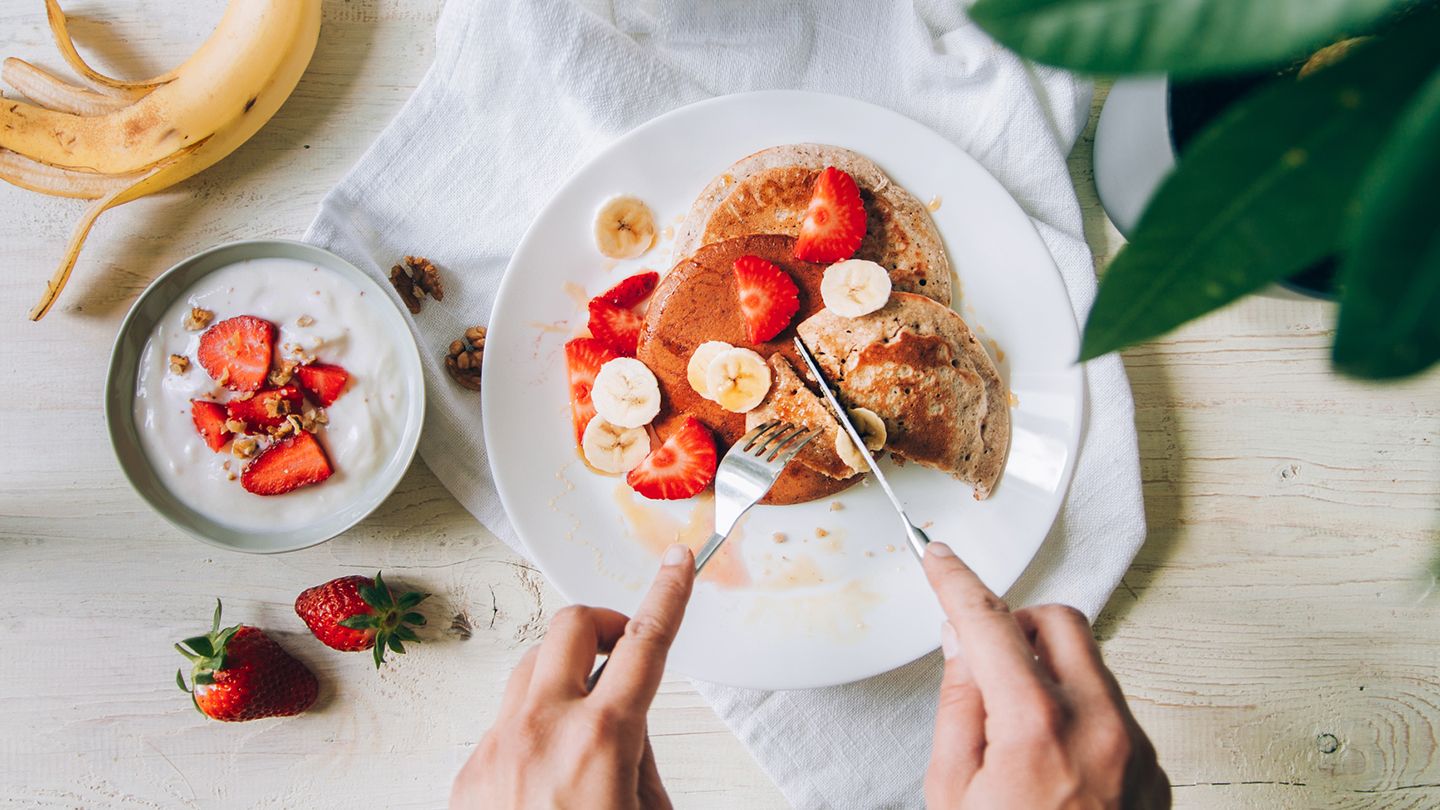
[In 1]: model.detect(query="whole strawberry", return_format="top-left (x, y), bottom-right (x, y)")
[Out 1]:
top-left (295, 571), bottom-right (428, 667)
top-left (175, 601), bottom-right (318, 722)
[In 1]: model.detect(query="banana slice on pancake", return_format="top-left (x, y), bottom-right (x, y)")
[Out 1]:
top-left (821, 259), bottom-right (892, 318)
top-left (705, 347), bottom-right (771, 414)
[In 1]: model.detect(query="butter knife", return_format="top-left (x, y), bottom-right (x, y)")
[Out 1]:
top-left (793, 337), bottom-right (931, 560)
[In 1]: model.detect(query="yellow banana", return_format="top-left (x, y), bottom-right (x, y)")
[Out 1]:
top-left (4, 0), bottom-right (322, 320)
top-left (1, 1), bottom-right (312, 174)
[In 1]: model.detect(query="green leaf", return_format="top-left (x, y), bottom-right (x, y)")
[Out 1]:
top-left (969, 0), bottom-right (1405, 77)
top-left (401, 612), bottom-right (427, 626)
top-left (194, 671), bottom-right (215, 686)
top-left (1334, 68), bottom-right (1440, 378)
top-left (396, 592), bottom-right (428, 611)
top-left (211, 599), bottom-right (222, 634)
top-left (175, 669), bottom-right (189, 693)
top-left (393, 625), bottom-right (419, 642)
top-left (387, 635), bottom-right (405, 654)
top-left (1079, 17), bottom-right (1440, 360)
top-left (338, 615), bottom-right (377, 629)
top-left (181, 636), bottom-right (214, 658)
top-left (372, 641), bottom-right (385, 668)
top-left (358, 583), bottom-right (388, 610)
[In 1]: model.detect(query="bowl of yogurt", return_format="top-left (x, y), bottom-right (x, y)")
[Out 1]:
top-left (107, 239), bottom-right (425, 553)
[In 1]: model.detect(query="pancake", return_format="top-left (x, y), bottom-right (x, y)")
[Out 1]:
top-left (796, 292), bottom-right (1010, 499)
top-left (745, 354), bottom-right (855, 481)
top-left (674, 144), bottom-right (951, 306)
top-left (637, 234), bottom-right (859, 505)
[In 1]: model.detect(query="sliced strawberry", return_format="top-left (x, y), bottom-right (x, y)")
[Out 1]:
top-left (565, 338), bottom-right (618, 446)
top-left (793, 166), bottom-right (867, 263)
top-left (191, 400), bottom-right (231, 452)
top-left (241, 432), bottom-right (334, 496)
top-left (588, 299), bottom-right (643, 357)
top-left (197, 316), bottom-right (276, 392)
top-left (225, 385), bottom-right (305, 433)
top-left (597, 271), bottom-right (659, 309)
top-left (732, 255), bottom-right (801, 343)
top-left (294, 363), bottom-right (350, 407)
top-left (626, 417), bottom-right (717, 500)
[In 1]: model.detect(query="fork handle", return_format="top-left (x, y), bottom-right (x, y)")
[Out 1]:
top-left (693, 531), bottom-right (727, 573)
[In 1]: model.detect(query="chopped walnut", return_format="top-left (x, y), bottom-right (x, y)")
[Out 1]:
top-left (168, 354), bottom-right (190, 374)
top-left (269, 420), bottom-right (294, 439)
top-left (287, 414), bottom-right (305, 435)
top-left (235, 390), bottom-right (254, 402)
top-left (268, 359), bottom-right (297, 386)
top-left (389, 256), bottom-right (443, 314)
top-left (224, 418), bottom-right (248, 434)
top-left (263, 395), bottom-right (293, 419)
top-left (216, 367), bottom-right (230, 387)
top-left (296, 314), bottom-right (315, 328)
top-left (232, 437), bottom-right (259, 459)
top-left (445, 325), bottom-right (485, 391)
top-left (829, 501), bottom-right (844, 512)
top-left (299, 409), bottom-right (324, 433)
top-left (184, 307), bottom-right (214, 331)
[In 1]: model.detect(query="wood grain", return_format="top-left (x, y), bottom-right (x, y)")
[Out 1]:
top-left (1, 3), bottom-right (1437, 809)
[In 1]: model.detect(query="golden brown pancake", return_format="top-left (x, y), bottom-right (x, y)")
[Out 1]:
top-left (674, 144), bottom-right (952, 305)
top-left (796, 292), bottom-right (1010, 499)
top-left (636, 234), bottom-right (859, 505)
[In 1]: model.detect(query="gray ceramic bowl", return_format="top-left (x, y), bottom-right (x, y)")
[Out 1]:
top-left (106, 239), bottom-right (425, 553)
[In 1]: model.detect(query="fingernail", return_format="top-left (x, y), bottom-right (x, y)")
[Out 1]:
top-left (662, 543), bottom-right (690, 567)
top-left (927, 541), bottom-right (955, 558)
top-left (940, 621), bottom-right (960, 659)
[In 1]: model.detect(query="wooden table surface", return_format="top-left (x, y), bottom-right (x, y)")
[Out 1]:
top-left (2, 2), bottom-right (1437, 808)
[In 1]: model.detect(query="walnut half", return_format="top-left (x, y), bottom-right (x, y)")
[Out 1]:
top-left (445, 325), bottom-right (485, 392)
top-left (389, 255), bottom-right (444, 314)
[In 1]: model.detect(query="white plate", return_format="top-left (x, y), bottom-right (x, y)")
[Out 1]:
top-left (483, 91), bottom-right (1083, 690)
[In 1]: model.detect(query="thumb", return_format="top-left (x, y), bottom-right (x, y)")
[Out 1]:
top-left (926, 621), bottom-right (985, 807)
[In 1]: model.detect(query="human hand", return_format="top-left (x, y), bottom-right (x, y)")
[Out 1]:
top-left (451, 544), bottom-right (696, 810)
top-left (922, 542), bottom-right (1169, 809)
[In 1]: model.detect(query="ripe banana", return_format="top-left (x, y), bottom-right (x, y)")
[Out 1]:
top-left (581, 416), bottom-right (651, 474)
top-left (1, 0), bottom-right (321, 320)
top-left (836, 407), bottom-right (887, 473)
top-left (591, 357), bottom-right (662, 428)
top-left (593, 195), bottom-right (657, 260)
top-left (705, 347), bottom-right (771, 414)
top-left (821, 259), bottom-right (892, 318)
top-left (686, 340), bottom-right (734, 401)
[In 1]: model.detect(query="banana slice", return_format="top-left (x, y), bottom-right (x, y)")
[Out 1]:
top-left (686, 340), bottom-right (734, 401)
top-left (821, 259), bottom-right (892, 318)
top-left (836, 407), bottom-right (887, 473)
top-left (594, 195), bottom-right (657, 260)
top-left (581, 415), bottom-right (651, 474)
top-left (705, 347), bottom-right (771, 413)
top-left (591, 357), bottom-right (661, 428)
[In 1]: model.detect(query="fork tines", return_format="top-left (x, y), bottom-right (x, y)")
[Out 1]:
top-left (740, 421), bottom-right (819, 463)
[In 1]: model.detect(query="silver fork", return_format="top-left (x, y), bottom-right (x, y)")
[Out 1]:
top-left (586, 421), bottom-right (818, 690)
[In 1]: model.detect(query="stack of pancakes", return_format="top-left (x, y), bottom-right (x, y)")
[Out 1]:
top-left (636, 144), bottom-right (1010, 504)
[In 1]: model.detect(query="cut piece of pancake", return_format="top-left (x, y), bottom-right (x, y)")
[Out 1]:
top-left (745, 354), bottom-right (856, 481)
top-left (796, 292), bottom-right (1010, 499)
top-left (636, 234), bottom-right (859, 505)
top-left (674, 144), bottom-right (952, 306)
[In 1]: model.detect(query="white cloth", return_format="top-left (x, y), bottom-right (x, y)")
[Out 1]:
top-left (306, 1), bottom-right (1145, 806)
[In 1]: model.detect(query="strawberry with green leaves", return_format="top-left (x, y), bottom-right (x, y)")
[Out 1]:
top-left (175, 600), bottom-right (319, 722)
top-left (294, 571), bottom-right (429, 667)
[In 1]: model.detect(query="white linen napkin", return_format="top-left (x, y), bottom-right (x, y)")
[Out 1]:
top-left (305, 1), bottom-right (1145, 806)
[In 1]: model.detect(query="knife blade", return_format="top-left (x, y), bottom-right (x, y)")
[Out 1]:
top-left (792, 336), bottom-right (931, 559)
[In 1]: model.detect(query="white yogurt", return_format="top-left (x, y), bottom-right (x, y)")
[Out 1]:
top-left (134, 257), bottom-right (408, 532)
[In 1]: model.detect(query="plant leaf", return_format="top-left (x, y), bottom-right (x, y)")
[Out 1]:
top-left (338, 615), bottom-right (377, 629)
top-left (1334, 68), bottom-right (1440, 378)
top-left (181, 636), bottom-right (214, 658)
top-left (970, 0), bottom-right (1405, 77)
top-left (1079, 17), bottom-right (1440, 360)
